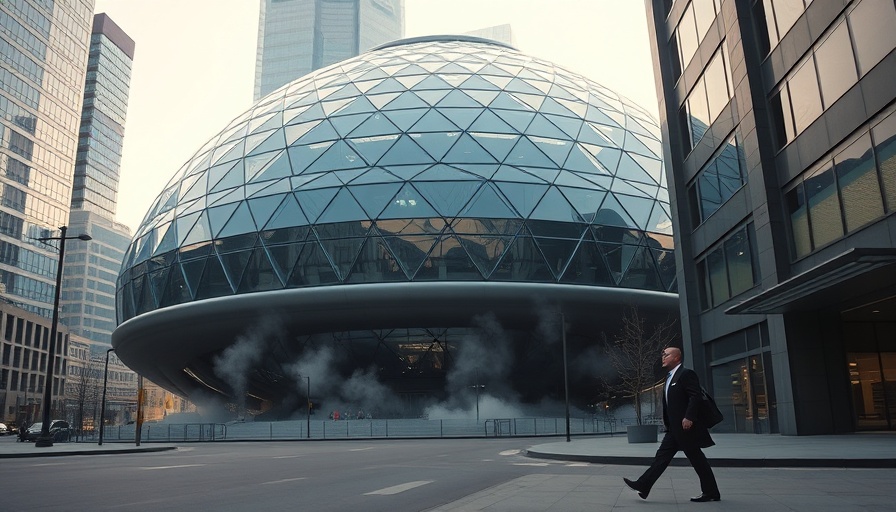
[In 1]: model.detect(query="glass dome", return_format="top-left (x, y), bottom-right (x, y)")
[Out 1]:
top-left (117, 36), bottom-right (674, 323)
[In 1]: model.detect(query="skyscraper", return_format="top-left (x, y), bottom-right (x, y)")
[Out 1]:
top-left (645, 0), bottom-right (896, 435)
top-left (61, 13), bottom-right (134, 350)
top-left (253, 0), bottom-right (404, 101)
top-left (0, 0), bottom-right (94, 317)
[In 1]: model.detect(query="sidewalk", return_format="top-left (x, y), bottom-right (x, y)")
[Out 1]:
top-left (526, 432), bottom-right (896, 468)
top-left (0, 438), bottom-right (175, 458)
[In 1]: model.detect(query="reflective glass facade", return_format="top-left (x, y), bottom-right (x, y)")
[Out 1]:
top-left (254, 0), bottom-right (404, 101)
top-left (0, 0), bottom-right (94, 317)
top-left (117, 37), bottom-right (675, 324)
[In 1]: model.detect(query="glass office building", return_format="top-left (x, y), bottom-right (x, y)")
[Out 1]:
top-left (114, 36), bottom-right (678, 414)
top-left (254, 0), bottom-right (404, 101)
top-left (0, 0), bottom-right (94, 317)
top-left (645, 0), bottom-right (896, 434)
top-left (60, 13), bottom-right (134, 352)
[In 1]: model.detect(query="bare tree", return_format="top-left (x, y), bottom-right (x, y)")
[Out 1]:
top-left (603, 306), bottom-right (678, 425)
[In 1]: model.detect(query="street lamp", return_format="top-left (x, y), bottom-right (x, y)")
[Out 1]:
top-left (34, 226), bottom-right (91, 448)
top-left (98, 348), bottom-right (114, 445)
top-left (300, 375), bottom-right (310, 439)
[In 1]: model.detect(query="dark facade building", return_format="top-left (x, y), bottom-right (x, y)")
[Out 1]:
top-left (113, 36), bottom-right (678, 416)
top-left (644, 0), bottom-right (896, 434)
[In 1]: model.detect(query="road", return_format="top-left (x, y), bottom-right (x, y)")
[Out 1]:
top-left (1, 437), bottom-right (894, 511)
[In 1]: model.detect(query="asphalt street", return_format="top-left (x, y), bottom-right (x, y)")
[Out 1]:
top-left (1, 436), bottom-right (894, 511)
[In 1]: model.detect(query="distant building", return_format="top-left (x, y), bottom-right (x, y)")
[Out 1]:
top-left (254, 0), bottom-right (405, 100)
top-left (70, 13), bottom-right (135, 218)
top-left (464, 24), bottom-right (514, 47)
top-left (0, 302), bottom-right (70, 427)
top-left (65, 334), bottom-right (137, 431)
top-left (0, 1), bottom-right (94, 317)
top-left (644, 0), bottom-right (896, 434)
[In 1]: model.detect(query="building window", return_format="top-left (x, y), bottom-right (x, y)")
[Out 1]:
top-left (688, 132), bottom-right (747, 226)
top-left (697, 223), bottom-right (758, 310)
top-left (872, 111), bottom-right (896, 211)
top-left (834, 133), bottom-right (883, 232)
top-left (682, 44), bottom-right (732, 152)
top-left (761, 0), bottom-right (813, 51)
top-left (671, 1), bottom-right (719, 81)
top-left (849, 0), bottom-right (896, 75)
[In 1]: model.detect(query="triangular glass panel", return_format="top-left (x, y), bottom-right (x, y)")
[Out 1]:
top-left (458, 183), bottom-right (517, 218)
top-left (248, 176), bottom-right (291, 198)
top-left (265, 193), bottom-right (308, 229)
top-left (594, 194), bottom-right (638, 229)
top-left (577, 123), bottom-right (614, 147)
top-left (438, 107), bottom-right (482, 131)
top-left (248, 194), bottom-right (287, 229)
top-left (348, 167), bottom-right (401, 185)
top-left (393, 63), bottom-right (430, 77)
top-left (492, 108), bottom-right (535, 133)
top-left (284, 101), bottom-right (326, 127)
top-left (179, 171), bottom-right (209, 203)
top-left (321, 97), bottom-right (355, 117)
top-left (181, 259), bottom-right (206, 299)
top-left (382, 107), bottom-right (428, 131)
top-left (409, 132), bottom-right (460, 160)
top-left (237, 246), bottom-right (284, 292)
top-left (207, 160), bottom-right (241, 193)
top-left (489, 92), bottom-right (532, 111)
top-left (505, 78), bottom-right (544, 95)
top-left (294, 187), bottom-right (339, 224)
top-left (303, 139), bottom-right (366, 173)
top-left (615, 193), bottom-right (655, 230)
top-left (318, 236), bottom-right (366, 281)
top-left (217, 202), bottom-right (256, 238)
top-left (558, 187), bottom-right (606, 223)
top-left (367, 92), bottom-right (402, 110)
top-left (594, 123), bottom-right (627, 148)
top-left (651, 248), bottom-right (676, 291)
top-left (493, 165), bottom-right (548, 183)
top-left (365, 77), bottom-right (407, 95)
top-left (464, 89), bottom-right (501, 107)
top-left (454, 233), bottom-right (514, 278)
top-left (585, 145), bottom-right (622, 175)
top-left (560, 239), bottom-right (614, 286)
top-left (248, 150), bottom-right (292, 183)
top-left (208, 186), bottom-right (245, 208)
top-left (553, 96), bottom-right (588, 116)
top-left (207, 202), bottom-right (239, 238)
top-left (378, 135), bottom-right (436, 166)
top-left (287, 242), bottom-right (340, 287)
top-left (285, 120), bottom-right (321, 146)
top-left (394, 74), bottom-right (428, 90)
top-left (316, 187), bottom-right (369, 224)
top-left (413, 180), bottom-right (481, 217)
top-left (378, 183), bottom-right (439, 219)
top-left (381, 234), bottom-right (438, 279)
top-left (510, 92), bottom-right (545, 111)
top-left (347, 112), bottom-right (400, 138)
top-left (468, 109), bottom-right (518, 134)
top-left (533, 236), bottom-right (580, 280)
top-left (442, 133), bottom-right (498, 164)
top-left (554, 169), bottom-right (603, 188)
top-left (611, 177), bottom-right (651, 198)
top-left (325, 82), bottom-right (362, 101)
top-left (435, 89), bottom-right (479, 108)
top-left (148, 269), bottom-right (169, 309)
top-left (409, 108), bottom-right (461, 132)
top-left (134, 273), bottom-right (156, 313)
top-left (288, 141), bottom-right (335, 174)
top-left (218, 250), bottom-right (252, 292)
top-left (490, 235), bottom-right (554, 282)
top-left (265, 242), bottom-right (304, 284)
top-left (382, 164), bottom-right (429, 180)
top-left (247, 128), bottom-right (286, 157)
top-left (181, 210), bottom-right (213, 246)
top-left (630, 153), bottom-right (663, 185)
top-left (564, 144), bottom-right (611, 176)
top-left (645, 203), bottom-right (673, 234)
top-left (460, 74), bottom-right (501, 91)
top-left (619, 245), bottom-right (663, 290)
top-left (382, 90), bottom-right (429, 110)
top-left (414, 89), bottom-right (451, 106)
top-left (151, 222), bottom-right (178, 257)
top-left (330, 95), bottom-right (377, 117)
top-left (479, 64), bottom-right (515, 78)
top-left (543, 113), bottom-right (584, 139)
top-left (347, 134), bottom-right (399, 165)
top-left (329, 112), bottom-right (371, 137)
top-left (347, 182), bottom-right (403, 218)
top-left (195, 254), bottom-right (234, 299)
top-left (175, 211), bottom-right (201, 246)
top-left (494, 182), bottom-right (548, 218)
top-left (415, 163), bottom-right (477, 181)
top-left (530, 136), bottom-right (574, 167)
top-left (210, 139), bottom-right (241, 167)
top-left (297, 119), bottom-right (339, 144)
top-left (615, 152), bottom-right (655, 185)
top-left (527, 114), bottom-right (570, 140)
top-left (412, 74), bottom-right (453, 91)
top-left (528, 186), bottom-right (583, 222)
top-left (504, 136), bottom-right (556, 168)
top-left (414, 233), bottom-right (484, 281)
top-left (435, 62), bottom-right (472, 74)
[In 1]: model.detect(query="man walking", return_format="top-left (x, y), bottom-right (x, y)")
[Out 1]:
top-left (623, 347), bottom-right (720, 502)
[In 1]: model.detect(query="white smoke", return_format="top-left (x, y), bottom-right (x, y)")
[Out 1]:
top-left (212, 315), bottom-right (284, 410)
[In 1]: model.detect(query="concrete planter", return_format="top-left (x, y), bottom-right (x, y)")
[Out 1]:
top-left (626, 424), bottom-right (658, 443)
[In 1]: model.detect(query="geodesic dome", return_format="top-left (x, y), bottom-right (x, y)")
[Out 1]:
top-left (116, 35), bottom-right (674, 324)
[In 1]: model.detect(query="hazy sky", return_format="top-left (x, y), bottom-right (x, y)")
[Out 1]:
top-left (92, 0), bottom-right (657, 232)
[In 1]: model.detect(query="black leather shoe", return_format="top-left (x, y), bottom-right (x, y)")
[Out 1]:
top-left (690, 493), bottom-right (721, 502)
top-left (623, 478), bottom-right (648, 499)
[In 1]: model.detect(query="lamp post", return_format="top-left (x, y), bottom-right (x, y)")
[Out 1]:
top-left (34, 226), bottom-right (91, 447)
top-left (561, 312), bottom-right (570, 443)
top-left (98, 348), bottom-right (114, 445)
top-left (304, 376), bottom-right (310, 439)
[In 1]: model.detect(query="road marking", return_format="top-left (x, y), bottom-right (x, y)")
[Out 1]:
top-left (499, 449), bottom-right (520, 456)
top-left (365, 480), bottom-right (433, 495)
top-left (566, 463), bottom-right (589, 467)
top-left (262, 477), bottom-right (307, 485)
top-left (349, 447), bottom-right (374, 452)
top-left (512, 462), bottom-right (549, 466)
top-left (30, 462), bottom-right (67, 467)
top-left (273, 455), bottom-right (303, 459)
top-left (139, 464), bottom-right (205, 470)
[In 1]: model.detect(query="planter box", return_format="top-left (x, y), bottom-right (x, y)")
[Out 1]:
top-left (626, 424), bottom-right (658, 443)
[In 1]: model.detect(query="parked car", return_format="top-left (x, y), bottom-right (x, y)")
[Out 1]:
top-left (0, 422), bottom-right (7, 435)
top-left (21, 420), bottom-right (70, 442)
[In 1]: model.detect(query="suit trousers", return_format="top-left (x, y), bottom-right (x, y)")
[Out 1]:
top-left (637, 431), bottom-right (719, 495)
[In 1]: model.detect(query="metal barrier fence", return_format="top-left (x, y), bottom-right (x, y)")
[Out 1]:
top-left (91, 417), bottom-right (622, 442)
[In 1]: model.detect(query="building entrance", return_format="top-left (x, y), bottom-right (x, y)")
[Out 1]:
top-left (843, 317), bottom-right (896, 431)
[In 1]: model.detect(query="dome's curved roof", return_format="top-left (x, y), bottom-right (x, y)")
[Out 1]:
top-left (117, 37), bottom-right (674, 324)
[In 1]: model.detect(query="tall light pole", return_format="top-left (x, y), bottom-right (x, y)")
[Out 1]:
top-left (304, 376), bottom-right (310, 439)
top-left (34, 226), bottom-right (92, 447)
top-left (561, 312), bottom-right (570, 443)
top-left (98, 348), bottom-right (114, 445)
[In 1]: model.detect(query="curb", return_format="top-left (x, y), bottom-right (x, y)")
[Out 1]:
top-left (0, 446), bottom-right (177, 459)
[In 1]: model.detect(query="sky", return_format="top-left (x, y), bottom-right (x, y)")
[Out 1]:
top-left (92, 0), bottom-right (658, 232)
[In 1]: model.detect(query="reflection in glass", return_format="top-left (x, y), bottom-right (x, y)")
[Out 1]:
top-left (804, 164), bottom-right (843, 248)
top-left (834, 134), bottom-right (882, 232)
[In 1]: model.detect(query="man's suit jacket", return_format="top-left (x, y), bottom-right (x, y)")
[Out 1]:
top-left (663, 366), bottom-right (714, 450)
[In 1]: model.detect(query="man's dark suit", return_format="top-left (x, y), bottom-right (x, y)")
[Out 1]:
top-left (633, 365), bottom-right (719, 496)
